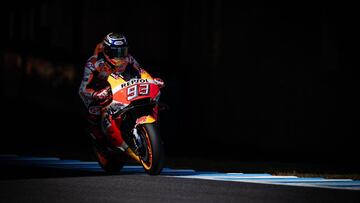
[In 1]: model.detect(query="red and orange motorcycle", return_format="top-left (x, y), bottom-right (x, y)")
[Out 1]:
top-left (91, 70), bottom-right (166, 175)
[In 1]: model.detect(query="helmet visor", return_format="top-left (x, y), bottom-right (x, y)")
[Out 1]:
top-left (105, 46), bottom-right (128, 59)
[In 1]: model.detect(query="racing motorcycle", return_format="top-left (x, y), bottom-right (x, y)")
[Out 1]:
top-left (91, 70), bottom-right (166, 175)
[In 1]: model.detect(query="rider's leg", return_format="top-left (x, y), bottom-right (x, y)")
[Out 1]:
top-left (101, 110), bottom-right (127, 151)
top-left (86, 104), bottom-right (106, 146)
top-left (101, 110), bottom-right (140, 162)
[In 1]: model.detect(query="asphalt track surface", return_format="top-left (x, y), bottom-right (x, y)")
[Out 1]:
top-left (0, 155), bottom-right (359, 203)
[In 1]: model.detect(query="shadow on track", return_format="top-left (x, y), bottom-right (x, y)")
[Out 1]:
top-left (0, 161), bottom-right (142, 180)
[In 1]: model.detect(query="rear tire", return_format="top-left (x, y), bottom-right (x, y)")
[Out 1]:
top-left (93, 145), bottom-right (124, 173)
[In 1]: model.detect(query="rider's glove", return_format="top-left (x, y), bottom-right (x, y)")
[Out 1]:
top-left (92, 86), bottom-right (112, 105)
top-left (154, 78), bottom-right (165, 88)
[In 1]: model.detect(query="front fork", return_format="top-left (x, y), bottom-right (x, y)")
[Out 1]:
top-left (132, 128), bottom-right (142, 153)
top-left (132, 115), bottom-right (156, 154)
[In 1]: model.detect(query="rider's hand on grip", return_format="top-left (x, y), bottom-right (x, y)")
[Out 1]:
top-left (93, 86), bottom-right (112, 106)
top-left (154, 78), bottom-right (165, 88)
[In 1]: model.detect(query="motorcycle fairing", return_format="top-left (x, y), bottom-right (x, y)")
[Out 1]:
top-left (107, 71), bottom-right (160, 107)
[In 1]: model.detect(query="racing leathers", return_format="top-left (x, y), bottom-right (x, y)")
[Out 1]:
top-left (79, 42), bottom-right (145, 152)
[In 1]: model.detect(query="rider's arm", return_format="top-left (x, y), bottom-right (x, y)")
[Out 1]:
top-left (129, 55), bottom-right (165, 88)
top-left (79, 59), bottom-right (97, 106)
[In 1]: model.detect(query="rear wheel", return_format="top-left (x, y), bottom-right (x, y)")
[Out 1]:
top-left (137, 123), bottom-right (164, 175)
top-left (93, 145), bottom-right (124, 173)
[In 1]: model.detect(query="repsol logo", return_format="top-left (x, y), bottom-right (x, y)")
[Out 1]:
top-left (120, 79), bottom-right (149, 89)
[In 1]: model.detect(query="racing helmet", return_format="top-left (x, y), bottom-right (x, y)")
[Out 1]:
top-left (103, 32), bottom-right (129, 67)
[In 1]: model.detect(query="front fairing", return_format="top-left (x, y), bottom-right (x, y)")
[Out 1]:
top-left (107, 71), bottom-right (160, 112)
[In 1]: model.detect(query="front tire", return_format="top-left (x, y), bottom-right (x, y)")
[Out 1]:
top-left (137, 123), bottom-right (164, 175)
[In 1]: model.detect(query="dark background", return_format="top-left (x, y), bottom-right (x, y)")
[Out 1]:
top-left (0, 1), bottom-right (357, 168)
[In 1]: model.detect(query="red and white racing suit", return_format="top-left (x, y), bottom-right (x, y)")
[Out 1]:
top-left (78, 42), bottom-right (144, 151)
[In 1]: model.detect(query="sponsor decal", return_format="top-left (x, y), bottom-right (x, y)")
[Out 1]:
top-left (112, 78), bottom-right (156, 95)
top-left (120, 78), bottom-right (149, 89)
top-left (114, 40), bottom-right (124, 45)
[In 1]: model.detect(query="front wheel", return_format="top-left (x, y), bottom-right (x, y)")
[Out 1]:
top-left (136, 123), bottom-right (164, 175)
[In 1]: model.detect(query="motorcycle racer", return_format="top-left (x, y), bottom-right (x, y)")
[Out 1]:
top-left (78, 32), bottom-right (164, 161)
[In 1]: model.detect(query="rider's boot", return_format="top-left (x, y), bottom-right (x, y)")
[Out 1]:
top-left (103, 117), bottom-right (140, 163)
top-left (124, 147), bottom-right (141, 163)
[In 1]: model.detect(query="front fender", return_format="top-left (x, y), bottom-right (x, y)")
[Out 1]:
top-left (135, 115), bottom-right (156, 126)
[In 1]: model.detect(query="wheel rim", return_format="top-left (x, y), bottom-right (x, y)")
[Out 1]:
top-left (139, 126), bottom-right (153, 170)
